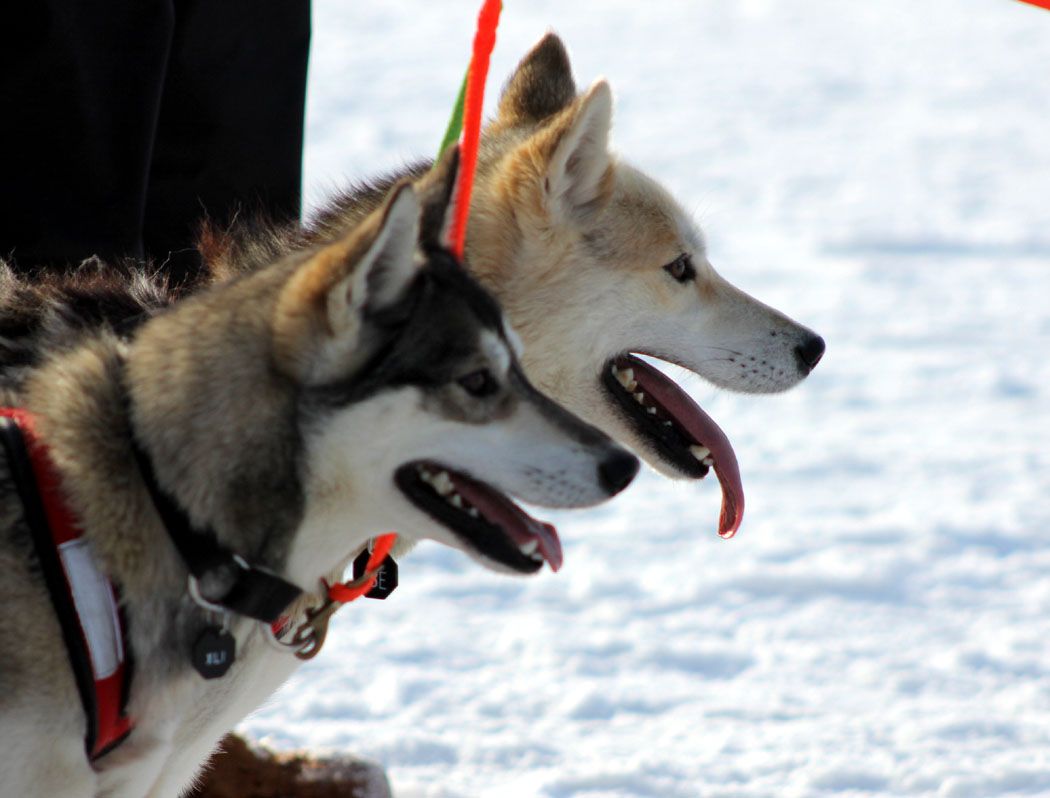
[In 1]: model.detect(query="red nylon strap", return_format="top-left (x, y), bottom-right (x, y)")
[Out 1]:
top-left (3, 409), bottom-right (80, 543)
top-left (447, 0), bottom-right (502, 259)
top-left (0, 408), bottom-right (133, 760)
top-left (1017, 0), bottom-right (1050, 10)
top-left (326, 532), bottom-right (398, 604)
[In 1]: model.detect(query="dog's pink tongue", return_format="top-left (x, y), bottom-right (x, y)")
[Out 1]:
top-left (626, 356), bottom-right (745, 538)
top-left (448, 473), bottom-right (564, 571)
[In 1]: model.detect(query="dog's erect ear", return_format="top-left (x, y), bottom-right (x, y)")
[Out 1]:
top-left (338, 183), bottom-right (420, 319)
top-left (275, 183), bottom-right (420, 382)
top-left (497, 32), bottom-right (577, 126)
top-left (416, 144), bottom-right (461, 249)
top-left (537, 80), bottom-right (613, 219)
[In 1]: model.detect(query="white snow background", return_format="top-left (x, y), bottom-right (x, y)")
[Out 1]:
top-left (243, 2), bottom-right (1050, 796)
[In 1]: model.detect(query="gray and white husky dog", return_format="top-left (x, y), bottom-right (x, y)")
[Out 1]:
top-left (0, 154), bottom-right (637, 797)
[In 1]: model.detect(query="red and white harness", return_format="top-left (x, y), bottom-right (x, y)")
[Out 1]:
top-left (0, 408), bottom-right (133, 760)
top-left (0, 407), bottom-right (397, 759)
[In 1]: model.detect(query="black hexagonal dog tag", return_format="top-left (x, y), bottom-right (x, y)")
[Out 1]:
top-left (192, 626), bottom-right (235, 679)
top-left (352, 550), bottom-right (398, 599)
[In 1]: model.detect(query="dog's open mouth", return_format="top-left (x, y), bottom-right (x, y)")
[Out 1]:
top-left (394, 462), bottom-right (563, 574)
top-left (601, 353), bottom-right (744, 538)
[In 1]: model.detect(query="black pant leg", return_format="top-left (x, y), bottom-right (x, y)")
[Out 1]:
top-left (143, 0), bottom-right (311, 284)
top-left (0, 1), bottom-right (174, 271)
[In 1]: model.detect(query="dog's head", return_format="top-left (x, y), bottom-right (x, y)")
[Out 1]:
top-left (465, 34), bottom-right (825, 535)
top-left (274, 154), bottom-right (638, 577)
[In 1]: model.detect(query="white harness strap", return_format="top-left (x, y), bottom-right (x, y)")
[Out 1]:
top-left (58, 538), bottom-right (125, 680)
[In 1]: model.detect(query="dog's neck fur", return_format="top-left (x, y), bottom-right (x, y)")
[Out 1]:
top-left (128, 262), bottom-right (307, 570)
top-left (22, 334), bottom-right (176, 602)
top-left (21, 261), bottom-right (309, 603)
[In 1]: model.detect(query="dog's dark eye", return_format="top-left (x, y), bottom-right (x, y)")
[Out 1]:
top-left (663, 254), bottom-right (696, 284)
top-left (457, 369), bottom-right (498, 397)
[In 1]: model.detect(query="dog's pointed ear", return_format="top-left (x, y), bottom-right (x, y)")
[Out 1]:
top-left (275, 183), bottom-right (420, 381)
top-left (339, 182), bottom-right (420, 318)
top-left (496, 32), bottom-right (577, 126)
top-left (415, 144), bottom-right (461, 249)
top-left (538, 79), bottom-right (613, 219)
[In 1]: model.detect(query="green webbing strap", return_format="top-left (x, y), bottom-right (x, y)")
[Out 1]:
top-left (437, 72), bottom-right (469, 160)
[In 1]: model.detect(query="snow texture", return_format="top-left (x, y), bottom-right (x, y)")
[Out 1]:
top-left (243, 1), bottom-right (1050, 796)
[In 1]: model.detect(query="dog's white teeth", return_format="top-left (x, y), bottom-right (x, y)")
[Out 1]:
top-left (418, 466), bottom-right (434, 481)
top-left (450, 494), bottom-right (464, 508)
top-left (519, 540), bottom-right (539, 556)
top-left (615, 368), bottom-right (636, 390)
top-left (703, 457), bottom-right (715, 467)
top-left (647, 406), bottom-right (657, 415)
top-left (529, 552), bottom-right (544, 562)
top-left (467, 507), bottom-right (480, 518)
top-left (690, 445), bottom-right (711, 461)
top-left (633, 392), bottom-right (646, 404)
top-left (663, 421), bottom-right (673, 428)
top-left (432, 471), bottom-right (454, 496)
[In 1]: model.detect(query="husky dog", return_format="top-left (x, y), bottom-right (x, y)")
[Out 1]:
top-left (313, 34), bottom-right (825, 537)
top-left (0, 155), bottom-right (637, 796)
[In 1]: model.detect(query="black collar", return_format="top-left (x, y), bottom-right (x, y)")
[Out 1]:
top-left (127, 425), bottom-right (302, 625)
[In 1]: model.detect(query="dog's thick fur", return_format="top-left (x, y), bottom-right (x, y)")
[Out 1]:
top-left (0, 156), bottom-right (635, 796)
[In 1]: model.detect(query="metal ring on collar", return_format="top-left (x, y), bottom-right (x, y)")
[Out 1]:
top-left (187, 574), bottom-right (227, 617)
top-left (186, 553), bottom-right (252, 614)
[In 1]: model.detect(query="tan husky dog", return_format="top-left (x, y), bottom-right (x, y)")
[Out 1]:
top-left (315, 34), bottom-right (825, 537)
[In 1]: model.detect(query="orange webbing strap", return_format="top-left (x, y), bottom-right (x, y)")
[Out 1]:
top-left (326, 532), bottom-right (398, 604)
top-left (446, 0), bottom-right (502, 259)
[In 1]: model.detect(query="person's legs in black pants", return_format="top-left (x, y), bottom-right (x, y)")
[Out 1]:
top-left (0, 0), bottom-right (310, 284)
top-left (0, 0), bottom-right (174, 271)
top-left (145, 0), bottom-right (310, 284)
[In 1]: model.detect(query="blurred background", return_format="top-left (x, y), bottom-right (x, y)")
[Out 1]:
top-left (244, 2), bottom-right (1050, 796)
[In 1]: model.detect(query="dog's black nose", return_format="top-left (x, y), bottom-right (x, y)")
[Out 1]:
top-left (795, 334), bottom-right (826, 372)
top-left (598, 449), bottom-right (640, 496)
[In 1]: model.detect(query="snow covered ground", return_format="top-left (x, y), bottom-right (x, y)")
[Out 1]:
top-left (243, 2), bottom-right (1050, 796)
